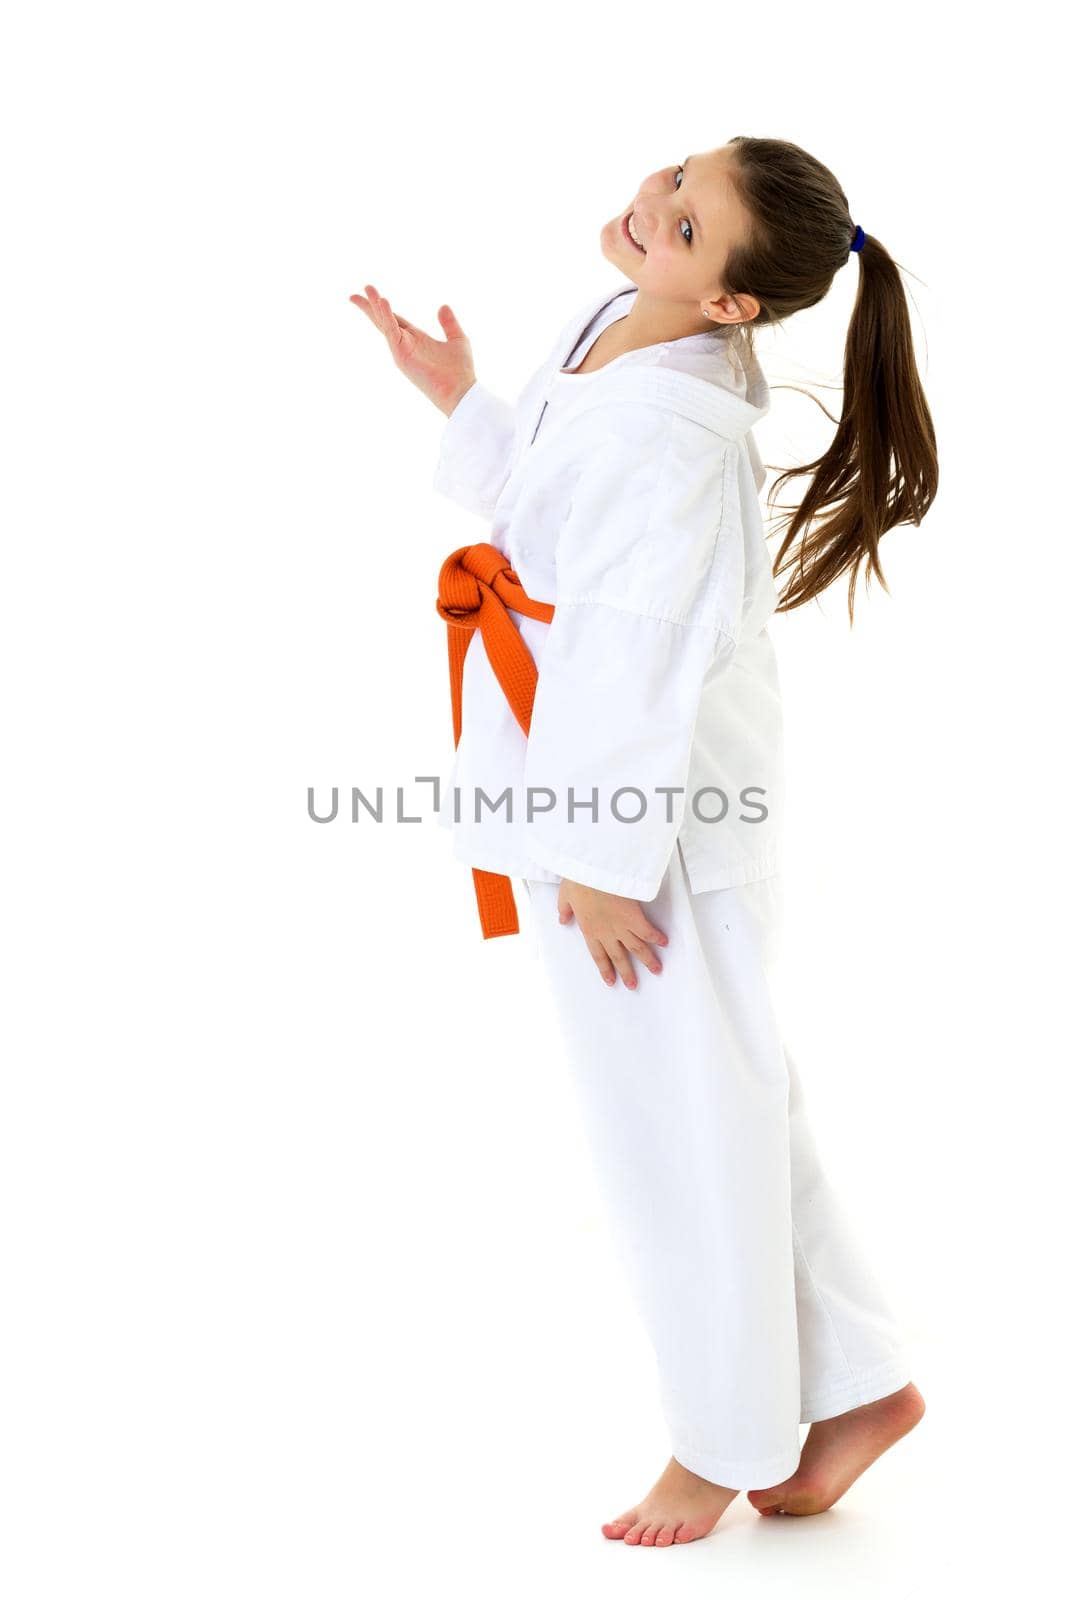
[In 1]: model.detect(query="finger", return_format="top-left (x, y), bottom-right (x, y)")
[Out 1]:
top-left (582, 934), bottom-right (616, 986)
top-left (437, 304), bottom-right (468, 342)
top-left (362, 284), bottom-right (398, 340)
top-left (356, 285), bottom-right (387, 335)
top-left (619, 931), bottom-right (664, 976)
top-left (373, 292), bottom-right (403, 346)
top-left (632, 910), bottom-right (669, 947)
top-left (558, 900), bottom-right (575, 925)
top-left (607, 940), bottom-right (639, 990)
top-left (349, 292), bottom-right (381, 324)
top-left (356, 300), bottom-right (424, 350)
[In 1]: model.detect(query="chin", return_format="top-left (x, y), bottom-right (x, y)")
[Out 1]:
top-left (602, 218), bottom-right (628, 262)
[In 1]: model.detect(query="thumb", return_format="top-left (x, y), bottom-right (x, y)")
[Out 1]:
top-left (558, 901), bottom-right (575, 925)
top-left (437, 304), bottom-right (467, 341)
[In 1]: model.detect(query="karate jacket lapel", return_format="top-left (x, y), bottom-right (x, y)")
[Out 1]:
top-left (520, 285), bottom-right (771, 456)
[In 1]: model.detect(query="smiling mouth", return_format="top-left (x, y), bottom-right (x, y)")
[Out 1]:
top-left (623, 211), bottom-right (646, 253)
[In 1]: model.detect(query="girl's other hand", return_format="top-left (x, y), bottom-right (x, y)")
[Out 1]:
top-left (349, 285), bottom-right (477, 417)
top-left (557, 879), bottom-right (669, 991)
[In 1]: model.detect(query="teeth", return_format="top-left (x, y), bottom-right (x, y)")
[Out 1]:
top-left (627, 213), bottom-right (645, 251)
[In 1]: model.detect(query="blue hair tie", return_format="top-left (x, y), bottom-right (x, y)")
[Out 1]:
top-left (850, 225), bottom-right (866, 253)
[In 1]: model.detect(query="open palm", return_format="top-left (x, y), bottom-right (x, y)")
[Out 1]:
top-left (349, 284), bottom-right (476, 416)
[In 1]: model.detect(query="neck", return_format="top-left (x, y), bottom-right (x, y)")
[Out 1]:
top-left (617, 287), bottom-right (722, 350)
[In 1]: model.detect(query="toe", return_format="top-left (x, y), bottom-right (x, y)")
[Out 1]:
top-left (654, 1524), bottom-right (677, 1546)
top-left (623, 1519), bottom-right (652, 1544)
top-left (640, 1522), bottom-right (664, 1545)
top-left (602, 1512), bottom-right (639, 1540)
top-left (749, 1482), bottom-right (792, 1516)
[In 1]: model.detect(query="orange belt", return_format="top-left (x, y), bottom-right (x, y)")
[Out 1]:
top-left (436, 542), bottom-right (555, 939)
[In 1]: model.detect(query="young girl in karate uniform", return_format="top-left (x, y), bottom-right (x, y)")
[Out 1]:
top-left (351, 134), bottom-right (937, 1549)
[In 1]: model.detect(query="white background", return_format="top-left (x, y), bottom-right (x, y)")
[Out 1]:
top-left (2, 2), bottom-right (1063, 1594)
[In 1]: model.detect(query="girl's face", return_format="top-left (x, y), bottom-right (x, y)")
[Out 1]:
top-left (603, 146), bottom-right (754, 324)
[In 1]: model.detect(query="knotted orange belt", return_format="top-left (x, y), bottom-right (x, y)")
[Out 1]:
top-left (436, 543), bottom-right (555, 939)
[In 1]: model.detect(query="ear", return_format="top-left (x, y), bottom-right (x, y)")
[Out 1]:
top-left (720, 291), bottom-right (761, 326)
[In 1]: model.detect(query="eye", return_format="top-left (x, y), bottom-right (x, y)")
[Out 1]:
top-left (674, 164), bottom-right (693, 246)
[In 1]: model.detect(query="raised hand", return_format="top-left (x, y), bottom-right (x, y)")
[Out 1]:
top-left (349, 284), bottom-right (477, 417)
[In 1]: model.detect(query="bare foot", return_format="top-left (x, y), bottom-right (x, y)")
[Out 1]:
top-left (748, 1381), bottom-right (925, 1517)
top-left (602, 1456), bottom-right (738, 1546)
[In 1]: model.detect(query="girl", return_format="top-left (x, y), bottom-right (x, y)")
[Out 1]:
top-left (351, 135), bottom-right (936, 1549)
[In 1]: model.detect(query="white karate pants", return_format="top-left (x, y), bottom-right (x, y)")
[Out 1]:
top-left (523, 843), bottom-right (912, 1492)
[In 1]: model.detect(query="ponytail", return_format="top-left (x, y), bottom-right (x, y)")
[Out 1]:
top-left (724, 137), bottom-right (939, 622)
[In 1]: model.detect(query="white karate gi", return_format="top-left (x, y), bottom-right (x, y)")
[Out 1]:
top-left (432, 283), bottom-right (784, 899)
top-left (432, 282), bottom-right (912, 1489)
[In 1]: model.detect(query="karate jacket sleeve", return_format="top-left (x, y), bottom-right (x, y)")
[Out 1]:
top-left (522, 404), bottom-right (746, 901)
top-left (432, 379), bottom-right (518, 519)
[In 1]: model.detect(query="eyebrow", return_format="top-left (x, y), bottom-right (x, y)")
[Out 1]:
top-left (681, 156), bottom-right (705, 245)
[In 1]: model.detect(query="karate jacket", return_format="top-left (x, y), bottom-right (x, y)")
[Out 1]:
top-left (431, 281), bottom-right (785, 902)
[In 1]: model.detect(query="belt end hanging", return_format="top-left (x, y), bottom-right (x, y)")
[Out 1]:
top-left (472, 867), bottom-right (520, 939)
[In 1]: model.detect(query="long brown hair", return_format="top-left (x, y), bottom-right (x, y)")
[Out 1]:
top-left (723, 135), bottom-right (938, 621)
